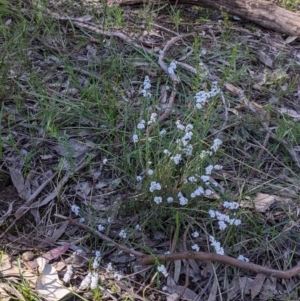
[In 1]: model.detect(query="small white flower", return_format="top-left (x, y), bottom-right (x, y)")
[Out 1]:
top-left (114, 273), bottom-right (123, 280)
top-left (132, 134), bottom-right (139, 143)
top-left (223, 201), bottom-right (239, 210)
top-left (230, 219), bottom-right (241, 226)
top-left (209, 236), bottom-right (224, 255)
top-left (168, 61), bottom-right (177, 75)
top-left (188, 176), bottom-right (197, 182)
top-left (135, 224), bottom-right (142, 231)
top-left (218, 220), bottom-right (227, 230)
top-left (209, 209), bottom-right (216, 218)
top-left (178, 192), bottom-right (188, 206)
top-left (237, 255), bottom-right (249, 262)
top-left (176, 121), bottom-right (185, 131)
top-left (191, 244), bottom-right (200, 252)
top-left (143, 76), bottom-right (151, 90)
top-left (172, 154), bottom-right (182, 165)
top-left (201, 49), bottom-right (207, 55)
top-left (211, 138), bottom-right (222, 152)
top-left (63, 265), bottom-right (73, 283)
top-left (119, 229), bottom-right (127, 239)
top-left (200, 175), bottom-right (210, 184)
top-left (149, 181), bottom-right (161, 192)
top-left (106, 262), bottom-right (114, 272)
top-left (142, 89), bottom-right (151, 98)
top-left (148, 113), bottom-right (157, 125)
top-left (180, 144), bottom-right (193, 156)
top-left (205, 165), bottom-right (214, 175)
top-left (167, 197), bottom-right (173, 203)
top-left (107, 217), bottom-right (113, 223)
top-left (92, 257), bottom-right (100, 269)
top-left (193, 186), bottom-right (204, 196)
top-left (160, 129), bottom-right (167, 136)
top-left (205, 189), bottom-right (212, 196)
top-left (214, 164), bottom-right (223, 170)
top-left (192, 231), bottom-right (199, 238)
top-left (79, 217), bottom-right (85, 223)
top-left (181, 131), bottom-right (193, 146)
top-left (136, 175), bottom-right (143, 182)
top-left (95, 251), bottom-right (101, 258)
top-left (196, 102), bottom-right (203, 109)
top-left (163, 149), bottom-right (172, 156)
top-left (71, 205), bottom-right (80, 215)
top-left (90, 272), bottom-right (99, 289)
top-left (102, 158), bottom-right (108, 164)
top-left (74, 249), bottom-right (83, 255)
top-left (137, 120), bottom-right (146, 129)
top-left (79, 272), bottom-right (92, 290)
top-left (147, 169), bottom-right (154, 176)
top-left (157, 264), bottom-right (169, 277)
top-left (98, 224), bottom-right (105, 232)
top-left (154, 196), bottom-right (163, 204)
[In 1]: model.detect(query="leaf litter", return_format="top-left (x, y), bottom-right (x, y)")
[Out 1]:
top-left (1, 0), bottom-right (300, 300)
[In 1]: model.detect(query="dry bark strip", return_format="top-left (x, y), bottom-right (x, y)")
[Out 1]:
top-left (112, 0), bottom-right (300, 38)
top-left (56, 215), bottom-right (300, 279)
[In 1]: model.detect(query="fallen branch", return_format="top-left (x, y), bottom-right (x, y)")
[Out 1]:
top-left (139, 252), bottom-right (300, 279)
top-left (55, 215), bottom-right (300, 279)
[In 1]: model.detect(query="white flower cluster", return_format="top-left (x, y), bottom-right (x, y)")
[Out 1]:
top-left (79, 272), bottom-right (92, 290)
top-left (148, 113), bottom-right (157, 125)
top-left (97, 224), bottom-right (105, 232)
top-left (137, 119), bottom-right (146, 129)
top-left (211, 138), bottom-right (222, 153)
top-left (79, 272), bottom-right (99, 290)
top-left (168, 61), bottom-right (177, 75)
top-left (190, 186), bottom-right (204, 198)
top-left (71, 205), bottom-right (80, 215)
top-left (149, 181), bottom-right (161, 192)
top-left (167, 121), bottom-right (195, 165)
top-left (119, 229), bottom-right (127, 239)
top-left (191, 244), bottom-right (200, 252)
top-left (160, 129), bottom-right (167, 136)
top-left (147, 169), bottom-right (154, 175)
top-left (105, 262), bottom-right (124, 280)
top-left (136, 175), bottom-right (143, 182)
top-left (90, 272), bottom-right (99, 289)
top-left (237, 255), bottom-right (249, 262)
top-left (141, 75), bottom-right (151, 98)
top-left (71, 205), bottom-right (85, 222)
top-left (157, 264), bottom-right (169, 277)
top-left (178, 192), bottom-right (188, 206)
top-left (208, 209), bottom-right (241, 230)
top-left (167, 197), bottom-right (173, 203)
top-left (63, 265), bottom-right (73, 283)
top-left (132, 134), bottom-right (139, 143)
top-left (195, 82), bottom-right (220, 109)
top-left (209, 235), bottom-right (224, 255)
top-left (154, 196), bottom-right (163, 204)
top-left (223, 201), bottom-right (239, 209)
top-left (192, 231), bottom-right (199, 238)
top-left (205, 164), bottom-right (223, 175)
top-left (92, 250), bottom-right (101, 269)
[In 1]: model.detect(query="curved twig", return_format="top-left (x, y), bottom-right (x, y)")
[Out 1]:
top-left (55, 214), bottom-right (300, 279)
top-left (138, 252), bottom-right (300, 279)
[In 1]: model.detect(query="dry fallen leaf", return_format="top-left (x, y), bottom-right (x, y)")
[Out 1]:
top-left (241, 193), bottom-right (276, 212)
top-left (36, 263), bottom-right (72, 301)
top-left (251, 273), bottom-right (266, 299)
top-left (277, 107), bottom-right (300, 119)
